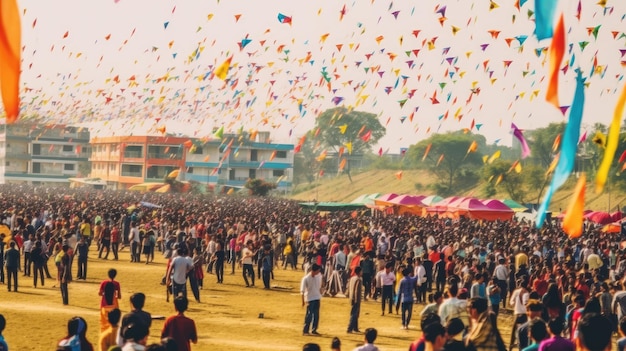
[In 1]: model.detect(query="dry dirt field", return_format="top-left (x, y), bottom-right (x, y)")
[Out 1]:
top-left (0, 248), bottom-right (516, 351)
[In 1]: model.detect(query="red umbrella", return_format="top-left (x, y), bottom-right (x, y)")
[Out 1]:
top-left (586, 211), bottom-right (613, 225)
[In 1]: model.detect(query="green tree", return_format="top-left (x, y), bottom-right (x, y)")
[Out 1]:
top-left (526, 123), bottom-right (565, 168)
top-left (483, 159), bottom-right (526, 202)
top-left (405, 132), bottom-right (484, 196)
top-left (315, 107), bottom-right (386, 154)
top-left (245, 178), bottom-right (277, 196)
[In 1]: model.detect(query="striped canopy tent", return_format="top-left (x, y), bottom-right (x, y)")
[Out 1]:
top-left (424, 196), bottom-right (461, 216)
top-left (421, 195), bottom-right (444, 206)
top-left (386, 194), bottom-right (427, 216)
top-left (602, 218), bottom-right (626, 233)
top-left (442, 197), bottom-right (515, 221)
top-left (350, 193), bottom-right (381, 206)
top-left (584, 211), bottom-right (614, 225)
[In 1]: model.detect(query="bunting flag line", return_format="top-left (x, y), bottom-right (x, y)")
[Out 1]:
top-left (536, 71), bottom-right (585, 228)
top-left (595, 82), bottom-right (626, 193)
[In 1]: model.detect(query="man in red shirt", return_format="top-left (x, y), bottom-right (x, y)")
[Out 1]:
top-left (161, 296), bottom-right (197, 351)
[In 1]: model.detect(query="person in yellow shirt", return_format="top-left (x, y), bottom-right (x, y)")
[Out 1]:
top-left (301, 226), bottom-right (311, 243)
top-left (99, 308), bottom-right (120, 351)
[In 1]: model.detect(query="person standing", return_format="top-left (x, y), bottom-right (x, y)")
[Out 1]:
top-left (166, 248), bottom-right (193, 300)
top-left (360, 253), bottom-right (375, 301)
top-left (161, 296), bottom-right (198, 351)
top-left (347, 266), bottom-right (363, 333)
top-left (110, 223), bottom-right (120, 261)
top-left (301, 263), bottom-right (323, 336)
top-left (98, 222), bottom-right (112, 260)
top-left (22, 233), bottom-right (34, 277)
top-left (4, 241), bottom-right (20, 292)
top-left (129, 222), bottom-right (140, 263)
top-left (214, 240), bottom-right (225, 284)
top-left (116, 292), bottom-right (152, 347)
top-left (75, 236), bottom-right (89, 280)
top-left (60, 245), bottom-right (72, 305)
top-left (31, 241), bottom-right (45, 288)
top-left (377, 262), bottom-right (396, 316)
top-left (241, 240), bottom-right (256, 287)
top-left (398, 267), bottom-right (419, 329)
top-left (99, 269), bottom-right (121, 332)
top-left (259, 245), bottom-right (273, 289)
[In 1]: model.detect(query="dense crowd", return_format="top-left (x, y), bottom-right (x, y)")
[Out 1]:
top-left (0, 184), bottom-right (624, 351)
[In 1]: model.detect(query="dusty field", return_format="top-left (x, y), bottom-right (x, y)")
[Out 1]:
top-left (0, 248), bottom-right (516, 351)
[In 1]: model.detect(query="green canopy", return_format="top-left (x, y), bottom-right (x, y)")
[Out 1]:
top-left (299, 202), bottom-right (366, 212)
top-left (501, 199), bottom-right (528, 212)
top-left (350, 193), bottom-right (381, 205)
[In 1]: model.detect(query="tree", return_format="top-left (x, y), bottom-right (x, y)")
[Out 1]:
top-left (483, 159), bottom-right (526, 202)
top-left (405, 132), bottom-right (484, 196)
top-left (245, 178), bottom-right (277, 196)
top-left (526, 123), bottom-right (565, 168)
top-left (314, 107), bottom-right (386, 154)
top-left (293, 130), bottom-right (333, 184)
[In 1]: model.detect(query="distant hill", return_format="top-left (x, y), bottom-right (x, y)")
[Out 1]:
top-left (289, 169), bottom-right (626, 213)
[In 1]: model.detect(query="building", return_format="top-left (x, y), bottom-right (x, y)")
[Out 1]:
top-left (90, 135), bottom-right (188, 189)
top-left (0, 123), bottom-right (91, 185)
top-left (185, 131), bottom-right (294, 191)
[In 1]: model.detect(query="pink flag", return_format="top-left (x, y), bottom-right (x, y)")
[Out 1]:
top-left (511, 123), bottom-right (531, 159)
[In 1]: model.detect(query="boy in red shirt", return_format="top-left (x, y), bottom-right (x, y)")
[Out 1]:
top-left (161, 296), bottom-right (197, 351)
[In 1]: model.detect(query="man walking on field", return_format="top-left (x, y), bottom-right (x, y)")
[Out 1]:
top-left (301, 263), bottom-right (323, 336)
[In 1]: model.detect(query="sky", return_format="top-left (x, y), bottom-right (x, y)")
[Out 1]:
top-left (7, 0), bottom-right (626, 152)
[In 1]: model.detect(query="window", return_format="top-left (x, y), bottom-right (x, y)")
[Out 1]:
top-left (62, 145), bottom-right (73, 152)
top-left (187, 167), bottom-right (194, 174)
top-left (192, 146), bottom-right (203, 155)
top-left (275, 150), bottom-right (287, 158)
top-left (64, 164), bottom-right (75, 171)
top-left (273, 170), bottom-right (284, 177)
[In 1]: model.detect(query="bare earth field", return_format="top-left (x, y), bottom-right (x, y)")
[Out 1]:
top-left (0, 247), bottom-right (516, 351)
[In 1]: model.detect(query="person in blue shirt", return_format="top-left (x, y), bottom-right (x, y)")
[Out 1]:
top-left (0, 314), bottom-right (7, 351)
top-left (398, 267), bottom-right (419, 329)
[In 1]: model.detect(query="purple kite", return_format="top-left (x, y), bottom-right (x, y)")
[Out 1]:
top-left (511, 123), bottom-right (531, 159)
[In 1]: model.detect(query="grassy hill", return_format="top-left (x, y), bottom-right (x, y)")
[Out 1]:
top-left (289, 169), bottom-right (626, 213)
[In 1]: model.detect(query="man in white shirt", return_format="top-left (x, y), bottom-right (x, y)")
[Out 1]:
top-left (414, 257), bottom-right (427, 303)
top-left (166, 248), bottom-right (193, 300)
top-left (129, 222), bottom-right (141, 263)
top-left (301, 263), bottom-right (323, 336)
top-left (376, 262), bottom-right (395, 316)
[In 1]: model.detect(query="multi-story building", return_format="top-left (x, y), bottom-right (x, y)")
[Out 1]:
top-left (90, 135), bottom-right (188, 189)
top-left (185, 131), bottom-right (294, 192)
top-left (0, 123), bottom-right (91, 185)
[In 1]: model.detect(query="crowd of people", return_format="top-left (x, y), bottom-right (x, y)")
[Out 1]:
top-left (0, 184), bottom-right (625, 350)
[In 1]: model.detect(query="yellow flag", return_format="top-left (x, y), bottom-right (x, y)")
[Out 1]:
top-left (466, 141), bottom-right (478, 154)
top-left (546, 153), bottom-right (559, 175)
top-left (495, 174), bottom-right (503, 186)
top-left (482, 155), bottom-right (489, 164)
top-left (338, 124), bottom-right (348, 134)
top-left (514, 162), bottom-right (522, 173)
top-left (215, 56), bottom-right (232, 80)
top-left (562, 173), bottom-right (586, 238)
top-left (316, 150), bottom-right (327, 162)
top-left (345, 142), bottom-right (352, 155)
top-left (487, 150), bottom-right (501, 164)
top-left (595, 83), bottom-right (626, 193)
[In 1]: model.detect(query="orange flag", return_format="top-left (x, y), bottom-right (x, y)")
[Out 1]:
top-left (339, 158), bottom-right (347, 171)
top-left (562, 173), bottom-right (586, 238)
top-left (422, 143), bottom-right (432, 161)
top-left (395, 171), bottom-right (403, 180)
top-left (0, 0), bottom-right (21, 123)
top-left (436, 154), bottom-right (445, 167)
top-left (546, 14), bottom-right (565, 110)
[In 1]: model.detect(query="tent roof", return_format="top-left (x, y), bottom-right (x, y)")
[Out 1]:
top-left (299, 202), bottom-right (365, 212)
top-left (376, 193), bottom-right (398, 202)
top-left (501, 199), bottom-right (528, 212)
top-left (482, 199), bottom-right (513, 211)
top-left (350, 193), bottom-right (380, 205)
top-left (421, 195), bottom-right (444, 206)
top-left (388, 194), bottom-right (426, 206)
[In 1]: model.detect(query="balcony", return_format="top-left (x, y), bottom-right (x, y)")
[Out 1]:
top-left (121, 171), bottom-right (143, 177)
top-left (123, 151), bottom-right (143, 158)
top-left (5, 151), bottom-right (31, 160)
top-left (147, 152), bottom-right (182, 160)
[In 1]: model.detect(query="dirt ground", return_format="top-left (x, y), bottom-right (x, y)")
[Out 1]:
top-left (0, 248), bottom-right (517, 351)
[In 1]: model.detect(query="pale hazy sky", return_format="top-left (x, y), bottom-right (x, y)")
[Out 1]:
top-left (12, 0), bottom-right (626, 151)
